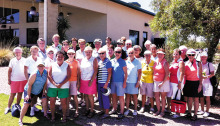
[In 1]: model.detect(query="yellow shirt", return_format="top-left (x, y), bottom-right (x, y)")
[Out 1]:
top-left (141, 60), bottom-right (154, 83)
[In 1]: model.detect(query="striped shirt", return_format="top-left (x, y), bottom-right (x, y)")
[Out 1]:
top-left (97, 58), bottom-right (112, 83)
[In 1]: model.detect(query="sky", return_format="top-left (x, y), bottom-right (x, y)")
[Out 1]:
top-left (122, 0), bottom-right (154, 13)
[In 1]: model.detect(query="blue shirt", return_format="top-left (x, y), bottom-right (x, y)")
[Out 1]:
top-left (111, 58), bottom-right (126, 82)
top-left (97, 58), bottom-right (112, 83)
top-left (126, 58), bottom-right (142, 83)
top-left (24, 69), bottom-right (47, 95)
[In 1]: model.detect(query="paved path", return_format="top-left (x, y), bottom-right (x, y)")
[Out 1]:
top-left (1, 67), bottom-right (220, 126)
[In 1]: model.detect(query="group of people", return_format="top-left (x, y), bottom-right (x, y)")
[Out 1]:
top-left (5, 34), bottom-right (216, 125)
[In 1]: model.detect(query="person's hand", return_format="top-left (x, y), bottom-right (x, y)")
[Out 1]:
top-left (135, 81), bottom-right (140, 88)
top-left (42, 93), bottom-right (47, 98)
top-left (198, 85), bottom-right (202, 93)
top-left (103, 83), bottom-right (108, 89)
top-left (123, 83), bottom-right (126, 88)
top-left (8, 80), bottom-right (11, 85)
top-left (158, 82), bottom-right (163, 88)
top-left (24, 95), bottom-right (31, 102)
top-left (88, 80), bottom-right (92, 87)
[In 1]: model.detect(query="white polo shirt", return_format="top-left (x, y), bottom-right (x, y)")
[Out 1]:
top-left (9, 57), bottom-right (27, 81)
top-left (25, 56), bottom-right (41, 74)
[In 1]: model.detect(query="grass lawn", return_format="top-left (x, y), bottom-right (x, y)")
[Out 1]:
top-left (0, 93), bottom-right (80, 126)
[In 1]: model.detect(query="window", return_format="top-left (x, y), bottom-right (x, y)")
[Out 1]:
top-left (0, 7), bottom-right (19, 24)
top-left (27, 11), bottom-right (39, 22)
top-left (129, 30), bottom-right (139, 45)
top-left (0, 29), bottom-right (19, 45)
top-left (27, 28), bottom-right (39, 44)
top-left (143, 32), bottom-right (148, 47)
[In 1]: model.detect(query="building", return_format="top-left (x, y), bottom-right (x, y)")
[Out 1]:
top-left (0, 0), bottom-right (160, 47)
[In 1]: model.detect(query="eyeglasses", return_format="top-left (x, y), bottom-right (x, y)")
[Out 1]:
top-left (98, 53), bottom-right (105, 55)
top-left (48, 52), bottom-right (54, 54)
top-left (38, 65), bottom-right (45, 67)
top-left (63, 44), bottom-right (69, 46)
top-left (144, 55), bottom-right (151, 57)
top-left (126, 44), bottom-right (132, 45)
top-left (68, 53), bottom-right (75, 55)
top-left (188, 54), bottom-right (195, 56)
top-left (117, 43), bottom-right (123, 45)
top-left (128, 52), bottom-right (134, 54)
top-left (115, 51), bottom-right (121, 54)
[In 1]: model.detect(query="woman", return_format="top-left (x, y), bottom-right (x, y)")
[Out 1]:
top-left (37, 38), bottom-right (47, 61)
top-left (110, 47), bottom-right (127, 119)
top-left (71, 38), bottom-right (80, 52)
top-left (48, 51), bottom-right (71, 123)
top-left (107, 44), bottom-right (115, 60)
top-left (19, 61), bottom-right (48, 126)
top-left (62, 40), bottom-right (70, 60)
top-left (197, 51), bottom-right (215, 117)
top-left (150, 44), bottom-right (158, 61)
top-left (44, 47), bottom-right (54, 70)
top-left (66, 49), bottom-right (80, 118)
top-left (183, 49), bottom-right (202, 121)
top-left (153, 49), bottom-right (170, 117)
top-left (51, 34), bottom-right (62, 61)
top-left (92, 38), bottom-right (102, 58)
top-left (76, 39), bottom-right (86, 64)
top-left (5, 47), bottom-right (27, 115)
top-left (79, 46), bottom-right (98, 118)
top-left (139, 50), bottom-right (155, 114)
top-left (124, 48), bottom-right (141, 116)
top-left (133, 45), bottom-right (144, 62)
top-left (24, 45), bottom-right (42, 116)
top-left (97, 48), bottom-right (112, 119)
top-left (168, 49), bottom-right (185, 118)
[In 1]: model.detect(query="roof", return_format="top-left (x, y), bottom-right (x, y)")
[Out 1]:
top-left (109, 0), bottom-right (155, 16)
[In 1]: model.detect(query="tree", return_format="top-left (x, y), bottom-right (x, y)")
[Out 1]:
top-left (57, 17), bottom-right (71, 42)
top-left (150, 0), bottom-right (220, 62)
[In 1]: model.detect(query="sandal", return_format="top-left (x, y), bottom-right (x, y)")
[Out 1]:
top-left (44, 115), bottom-right (50, 120)
top-left (190, 115), bottom-right (197, 121)
top-left (158, 112), bottom-right (165, 117)
top-left (185, 113), bottom-right (192, 118)
top-left (74, 112), bottom-right (79, 118)
top-left (87, 111), bottom-right (95, 118)
top-left (83, 110), bottom-right (90, 116)
top-left (61, 118), bottom-right (67, 123)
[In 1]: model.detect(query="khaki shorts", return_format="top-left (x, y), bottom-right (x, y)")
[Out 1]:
top-left (153, 80), bottom-right (170, 93)
top-left (140, 82), bottom-right (154, 97)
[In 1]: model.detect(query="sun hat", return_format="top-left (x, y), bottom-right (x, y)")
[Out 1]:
top-left (67, 49), bottom-right (75, 54)
top-left (186, 48), bottom-right (196, 55)
top-left (200, 51), bottom-right (208, 57)
top-left (101, 87), bottom-right (111, 96)
top-left (94, 38), bottom-right (102, 44)
top-left (37, 61), bottom-right (45, 66)
top-left (144, 50), bottom-right (151, 55)
top-left (157, 51), bottom-right (165, 54)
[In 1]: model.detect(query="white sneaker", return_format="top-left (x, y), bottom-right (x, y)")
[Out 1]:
top-left (94, 97), bottom-right (98, 103)
top-left (30, 107), bottom-right (35, 116)
top-left (34, 105), bottom-right (39, 112)
top-left (4, 107), bottom-right (11, 114)
top-left (150, 108), bottom-right (155, 113)
top-left (139, 107), bottom-right (145, 113)
top-left (124, 110), bottom-right (130, 116)
top-left (203, 112), bottom-right (209, 117)
top-left (197, 110), bottom-right (204, 115)
top-left (133, 110), bottom-right (138, 116)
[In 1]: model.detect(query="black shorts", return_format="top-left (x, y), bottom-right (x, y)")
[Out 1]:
top-left (183, 80), bottom-right (203, 97)
top-left (24, 90), bottom-right (46, 103)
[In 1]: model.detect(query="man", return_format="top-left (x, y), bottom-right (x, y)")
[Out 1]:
top-left (116, 39), bottom-right (127, 60)
top-left (37, 38), bottom-right (47, 61)
top-left (179, 45), bottom-right (188, 62)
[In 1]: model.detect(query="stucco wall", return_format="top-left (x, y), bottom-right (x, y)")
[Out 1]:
top-left (0, 0), bottom-right (38, 45)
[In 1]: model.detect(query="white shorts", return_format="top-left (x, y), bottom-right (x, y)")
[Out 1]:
top-left (153, 80), bottom-right (170, 93)
top-left (69, 81), bottom-right (77, 96)
top-left (169, 83), bottom-right (184, 100)
top-left (203, 83), bottom-right (213, 96)
top-left (140, 82), bottom-right (154, 98)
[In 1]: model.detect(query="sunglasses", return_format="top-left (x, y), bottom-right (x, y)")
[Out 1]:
top-left (126, 44), bottom-right (132, 45)
top-left (48, 52), bottom-right (54, 54)
top-left (115, 51), bottom-right (121, 54)
top-left (68, 53), bottom-right (75, 55)
top-left (188, 54), bottom-right (195, 56)
top-left (128, 52), bottom-right (134, 54)
top-left (38, 65), bottom-right (45, 67)
top-left (63, 44), bottom-right (69, 46)
top-left (98, 53), bottom-right (105, 55)
top-left (117, 43), bottom-right (123, 45)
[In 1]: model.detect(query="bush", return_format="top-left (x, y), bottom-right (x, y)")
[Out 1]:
top-left (0, 39), bottom-right (14, 66)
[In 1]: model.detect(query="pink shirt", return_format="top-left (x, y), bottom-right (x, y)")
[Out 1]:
top-left (185, 59), bottom-right (199, 81)
top-left (153, 58), bottom-right (169, 82)
top-left (202, 62), bottom-right (215, 85)
top-left (169, 59), bottom-right (182, 84)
